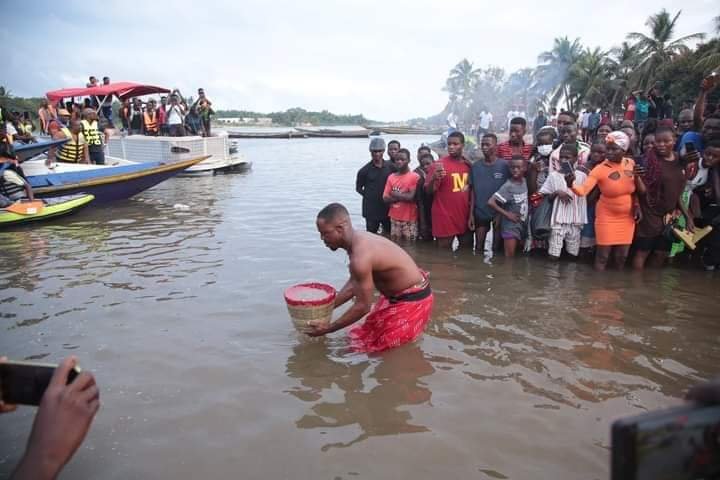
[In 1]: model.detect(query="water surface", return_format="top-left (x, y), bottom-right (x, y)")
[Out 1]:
top-left (1, 135), bottom-right (718, 479)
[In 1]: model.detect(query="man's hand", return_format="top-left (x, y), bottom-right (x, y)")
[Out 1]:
top-left (701, 74), bottom-right (719, 93)
top-left (305, 320), bottom-right (331, 337)
top-left (468, 216), bottom-right (475, 231)
top-left (564, 172), bottom-right (576, 189)
top-left (633, 204), bottom-right (642, 223)
top-left (505, 211), bottom-right (521, 223)
top-left (14, 356), bottom-right (99, 480)
top-left (556, 191), bottom-right (572, 204)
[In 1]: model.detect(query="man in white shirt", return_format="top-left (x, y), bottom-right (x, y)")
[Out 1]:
top-left (166, 94), bottom-right (186, 137)
top-left (477, 110), bottom-right (493, 141)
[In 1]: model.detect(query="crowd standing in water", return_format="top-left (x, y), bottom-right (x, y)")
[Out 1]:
top-left (356, 75), bottom-right (720, 272)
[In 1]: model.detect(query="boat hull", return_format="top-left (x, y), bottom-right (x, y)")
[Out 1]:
top-left (14, 138), bottom-right (69, 162)
top-left (29, 157), bottom-right (207, 203)
top-left (0, 194), bottom-right (94, 227)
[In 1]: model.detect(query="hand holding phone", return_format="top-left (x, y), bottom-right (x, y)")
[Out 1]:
top-left (9, 356), bottom-right (100, 479)
top-left (0, 360), bottom-right (80, 406)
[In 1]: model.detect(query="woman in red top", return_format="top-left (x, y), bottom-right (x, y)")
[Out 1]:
top-left (424, 131), bottom-right (472, 249)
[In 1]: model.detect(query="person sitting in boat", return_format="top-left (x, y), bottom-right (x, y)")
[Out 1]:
top-left (0, 162), bottom-right (34, 205)
top-left (55, 119), bottom-right (89, 164)
top-left (308, 202), bottom-right (434, 353)
top-left (143, 100), bottom-right (159, 136)
top-left (0, 132), bottom-right (33, 206)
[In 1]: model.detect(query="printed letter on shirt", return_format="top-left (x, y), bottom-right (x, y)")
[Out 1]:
top-left (451, 173), bottom-right (469, 193)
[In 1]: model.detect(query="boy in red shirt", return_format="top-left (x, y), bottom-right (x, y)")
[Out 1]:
top-left (424, 131), bottom-right (473, 249)
top-left (383, 148), bottom-right (420, 240)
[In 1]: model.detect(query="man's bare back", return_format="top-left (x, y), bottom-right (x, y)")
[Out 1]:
top-left (348, 231), bottom-right (424, 297)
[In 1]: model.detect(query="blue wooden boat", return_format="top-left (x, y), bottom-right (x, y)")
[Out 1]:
top-left (23, 156), bottom-right (208, 203)
top-left (14, 138), bottom-right (69, 162)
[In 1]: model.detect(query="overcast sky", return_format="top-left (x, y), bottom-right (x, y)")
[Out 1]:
top-left (3, 0), bottom-right (716, 121)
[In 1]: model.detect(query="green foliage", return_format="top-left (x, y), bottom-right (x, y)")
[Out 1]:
top-left (442, 8), bottom-right (715, 121)
top-left (214, 107), bottom-right (371, 126)
top-left (0, 87), bottom-right (44, 120)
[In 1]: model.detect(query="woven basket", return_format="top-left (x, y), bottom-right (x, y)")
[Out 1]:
top-left (284, 282), bottom-right (336, 332)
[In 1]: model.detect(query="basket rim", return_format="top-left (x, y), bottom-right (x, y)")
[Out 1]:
top-left (284, 282), bottom-right (336, 306)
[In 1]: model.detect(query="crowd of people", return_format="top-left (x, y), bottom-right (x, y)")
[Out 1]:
top-left (357, 75), bottom-right (720, 271)
top-left (0, 77), bottom-right (216, 173)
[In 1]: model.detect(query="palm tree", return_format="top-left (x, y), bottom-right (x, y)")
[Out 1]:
top-left (606, 42), bottom-right (641, 112)
top-left (534, 36), bottom-right (584, 112)
top-left (627, 9), bottom-right (706, 89)
top-left (447, 59), bottom-right (480, 105)
top-left (569, 48), bottom-right (614, 109)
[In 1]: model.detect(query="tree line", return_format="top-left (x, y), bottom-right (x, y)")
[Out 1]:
top-left (441, 9), bottom-right (720, 126)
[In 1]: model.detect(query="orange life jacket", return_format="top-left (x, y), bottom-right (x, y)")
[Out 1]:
top-left (144, 111), bottom-right (158, 133)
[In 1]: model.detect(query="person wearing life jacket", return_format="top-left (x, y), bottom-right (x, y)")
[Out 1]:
top-left (11, 111), bottom-right (35, 144)
top-left (143, 100), bottom-right (159, 136)
top-left (55, 119), bottom-right (89, 164)
top-left (0, 128), bottom-right (33, 205)
top-left (81, 109), bottom-right (105, 165)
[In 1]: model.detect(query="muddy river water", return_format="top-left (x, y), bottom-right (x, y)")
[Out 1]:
top-left (1, 135), bottom-right (718, 479)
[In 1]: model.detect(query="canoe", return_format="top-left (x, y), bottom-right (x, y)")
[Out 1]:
top-left (0, 194), bottom-right (94, 227)
top-left (14, 138), bottom-right (69, 162)
top-left (227, 131), bottom-right (306, 139)
top-left (364, 125), bottom-right (444, 135)
top-left (294, 128), bottom-right (370, 138)
top-left (25, 156), bottom-right (208, 203)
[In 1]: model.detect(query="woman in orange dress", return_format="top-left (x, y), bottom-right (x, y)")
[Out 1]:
top-left (565, 131), bottom-right (645, 271)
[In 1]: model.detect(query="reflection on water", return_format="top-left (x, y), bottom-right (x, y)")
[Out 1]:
top-left (1, 136), bottom-right (718, 479)
top-left (286, 342), bottom-right (433, 450)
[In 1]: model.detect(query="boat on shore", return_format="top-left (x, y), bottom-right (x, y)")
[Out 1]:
top-left (294, 128), bottom-right (370, 138)
top-left (364, 125), bottom-right (444, 135)
top-left (23, 156), bottom-right (207, 203)
top-left (227, 130), bottom-right (307, 139)
top-left (0, 194), bottom-right (94, 228)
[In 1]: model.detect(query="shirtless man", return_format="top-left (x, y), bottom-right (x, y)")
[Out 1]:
top-left (308, 203), bottom-right (434, 352)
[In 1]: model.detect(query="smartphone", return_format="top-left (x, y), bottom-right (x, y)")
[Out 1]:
top-left (561, 161), bottom-right (573, 175)
top-left (0, 361), bottom-right (81, 406)
top-left (611, 403), bottom-right (720, 480)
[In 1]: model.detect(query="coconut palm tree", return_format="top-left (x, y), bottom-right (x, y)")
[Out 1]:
top-left (606, 41), bottom-right (641, 112)
top-left (627, 9), bottom-right (706, 89)
top-left (447, 59), bottom-right (480, 105)
top-left (569, 48), bottom-right (614, 109)
top-left (534, 36), bottom-right (584, 112)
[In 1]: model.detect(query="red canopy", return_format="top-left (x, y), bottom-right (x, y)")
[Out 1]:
top-left (46, 82), bottom-right (171, 102)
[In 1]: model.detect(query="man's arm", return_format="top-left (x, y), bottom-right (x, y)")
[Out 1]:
top-left (356, 167), bottom-right (366, 196)
top-left (694, 76), bottom-right (717, 131)
top-left (333, 278), bottom-right (354, 308)
top-left (307, 254), bottom-right (374, 336)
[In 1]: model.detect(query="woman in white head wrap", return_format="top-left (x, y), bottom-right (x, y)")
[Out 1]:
top-left (564, 131), bottom-right (646, 271)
